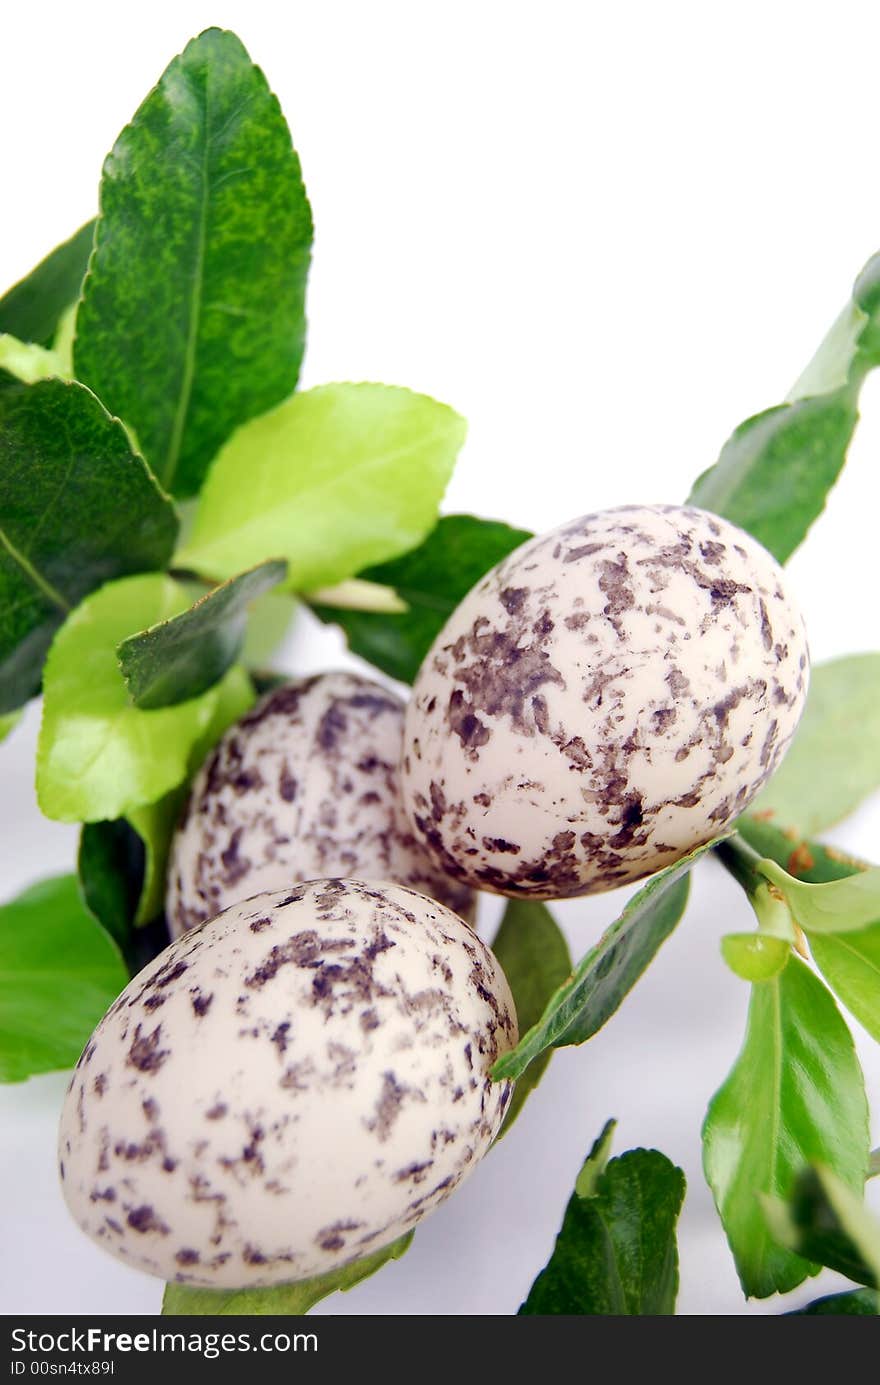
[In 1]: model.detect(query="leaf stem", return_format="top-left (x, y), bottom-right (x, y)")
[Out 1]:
top-left (714, 833), bottom-right (766, 897)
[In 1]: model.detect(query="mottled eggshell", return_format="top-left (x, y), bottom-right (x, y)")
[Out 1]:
top-left (167, 672), bottom-right (475, 937)
top-left (58, 879), bottom-right (517, 1288)
top-left (402, 504), bottom-right (809, 897)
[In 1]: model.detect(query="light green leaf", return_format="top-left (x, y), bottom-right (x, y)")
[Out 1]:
top-left (37, 574), bottom-right (248, 823)
top-left (751, 654), bottom-right (880, 834)
top-left (490, 899), bottom-right (572, 1135)
top-left (721, 932), bottom-right (791, 982)
top-left (574, 1117), bottom-right (617, 1198)
top-left (758, 857), bottom-right (880, 934)
top-left (0, 710), bottom-right (20, 743)
top-left (0, 221), bottom-right (95, 348)
top-left (74, 29), bottom-right (313, 498)
top-left (0, 334), bottom-right (68, 384)
top-left (179, 384), bottom-right (466, 586)
top-left (520, 1129), bottom-right (685, 1315)
top-left (126, 664), bottom-right (255, 925)
top-left (809, 926), bottom-right (880, 1043)
top-left (0, 875), bottom-right (127, 1083)
top-left (763, 1165), bottom-right (880, 1289)
top-left (162, 1232), bottom-right (413, 1315)
top-left (703, 954), bottom-right (869, 1298)
top-left (492, 841), bottom-right (716, 1083)
top-left (118, 561), bottom-right (286, 708)
top-left (736, 816), bottom-right (880, 1045)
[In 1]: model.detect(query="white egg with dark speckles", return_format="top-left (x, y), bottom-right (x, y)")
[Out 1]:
top-left (402, 504), bottom-right (809, 897)
top-left (58, 879), bottom-right (517, 1287)
top-left (167, 672), bottom-right (475, 936)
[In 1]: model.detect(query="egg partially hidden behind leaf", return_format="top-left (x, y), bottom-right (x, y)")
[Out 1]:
top-left (402, 504), bottom-right (809, 898)
top-left (58, 879), bottom-right (517, 1287)
top-left (167, 672), bottom-right (475, 937)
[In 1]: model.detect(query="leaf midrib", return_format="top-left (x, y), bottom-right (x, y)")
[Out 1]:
top-left (160, 64), bottom-right (211, 492)
top-left (0, 522), bottom-right (70, 613)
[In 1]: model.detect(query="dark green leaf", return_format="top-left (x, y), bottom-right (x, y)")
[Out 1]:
top-left (162, 1232), bottom-right (413, 1315)
top-left (688, 248), bottom-right (880, 562)
top-left (520, 1135), bottom-right (685, 1315)
top-left (312, 514), bottom-right (532, 683)
top-left (787, 1288), bottom-right (878, 1315)
top-left (78, 819), bottom-right (146, 954)
top-left (492, 842), bottom-right (713, 1082)
top-left (689, 390), bottom-right (858, 564)
top-left (490, 899), bottom-right (572, 1135)
top-left (0, 875), bottom-right (127, 1083)
top-left (0, 377), bottom-right (178, 713)
top-left (763, 1165), bottom-right (880, 1289)
top-left (703, 955), bottom-right (869, 1298)
top-left (118, 560), bottom-right (286, 708)
top-left (75, 28), bottom-right (313, 498)
top-left (752, 654), bottom-right (880, 834)
top-left (736, 814), bottom-right (866, 884)
top-left (0, 221), bottom-right (95, 346)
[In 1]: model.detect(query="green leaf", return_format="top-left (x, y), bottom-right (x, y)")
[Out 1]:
top-left (519, 1132), bottom-right (686, 1315)
top-left (311, 514), bottom-right (531, 684)
top-left (787, 1288), bottom-right (878, 1315)
top-left (757, 857), bottom-right (880, 935)
top-left (735, 816), bottom-right (880, 1043)
top-left (492, 842), bottom-right (714, 1083)
top-left (688, 390), bottom-right (858, 564)
top-left (703, 954), bottom-right (869, 1298)
top-left (0, 221), bottom-right (95, 347)
top-left (763, 1165), bottom-right (880, 1289)
top-left (118, 560), bottom-right (285, 709)
top-left (162, 1231), bottom-right (413, 1315)
top-left (721, 932), bottom-right (791, 982)
top-left (37, 574), bottom-right (249, 822)
top-left (74, 28), bottom-right (313, 499)
top-left (178, 384), bottom-right (466, 586)
top-left (809, 926), bottom-right (880, 1044)
top-left (0, 709), bottom-right (20, 743)
top-left (78, 819), bottom-right (146, 953)
top-left (688, 250), bottom-right (880, 563)
top-left (490, 899), bottom-right (572, 1135)
top-left (751, 654), bottom-right (880, 834)
top-left (0, 377), bottom-right (178, 714)
top-left (737, 814), bottom-right (867, 884)
top-left (0, 875), bottom-right (127, 1083)
top-left (126, 663), bottom-right (255, 925)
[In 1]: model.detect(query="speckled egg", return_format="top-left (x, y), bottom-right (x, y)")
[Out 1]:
top-left (58, 879), bottom-right (517, 1288)
top-left (167, 673), bottom-right (475, 937)
top-left (401, 504), bottom-right (809, 897)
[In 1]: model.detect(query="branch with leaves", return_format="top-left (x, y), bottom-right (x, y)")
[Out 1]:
top-left (2, 25), bottom-right (880, 1318)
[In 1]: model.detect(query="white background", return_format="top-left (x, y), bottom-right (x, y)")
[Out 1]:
top-left (2, 0), bottom-right (880, 1316)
